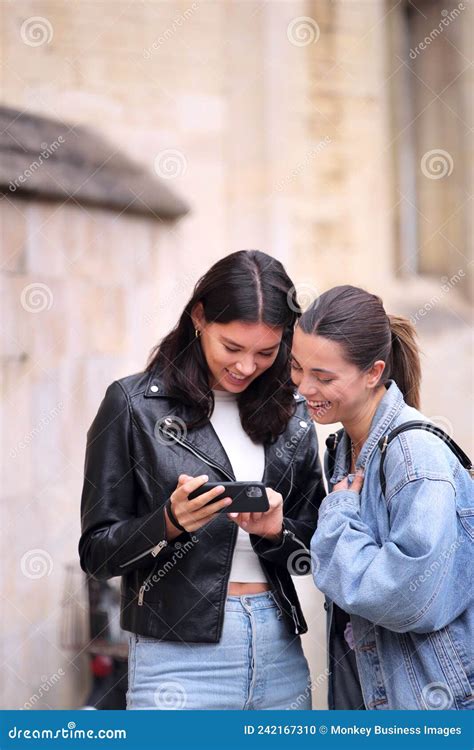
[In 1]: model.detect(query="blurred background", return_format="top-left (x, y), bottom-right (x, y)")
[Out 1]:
top-left (1, 0), bottom-right (472, 710)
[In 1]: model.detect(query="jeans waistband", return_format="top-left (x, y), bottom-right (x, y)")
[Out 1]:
top-left (225, 590), bottom-right (279, 612)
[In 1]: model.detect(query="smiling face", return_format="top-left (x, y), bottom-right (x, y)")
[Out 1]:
top-left (192, 305), bottom-right (283, 392)
top-left (290, 326), bottom-right (386, 425)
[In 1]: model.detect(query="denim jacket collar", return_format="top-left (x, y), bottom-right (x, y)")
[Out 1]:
top-left (331, 381), bottom-right (405, 483)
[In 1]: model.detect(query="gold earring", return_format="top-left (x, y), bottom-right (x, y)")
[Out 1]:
top-left (195, 328), bottom-right (200, 338)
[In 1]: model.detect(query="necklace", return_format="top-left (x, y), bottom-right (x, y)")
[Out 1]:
top-left (350, 440), bottom-right (356, 470)
top-left (350, 439), bottom-right (363, 471)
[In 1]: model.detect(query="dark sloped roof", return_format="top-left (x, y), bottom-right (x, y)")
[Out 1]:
top-left (0, 105), bottom-right (189, 220)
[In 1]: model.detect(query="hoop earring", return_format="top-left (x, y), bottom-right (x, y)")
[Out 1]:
top-left (195, 328), bottom-right (200, 338)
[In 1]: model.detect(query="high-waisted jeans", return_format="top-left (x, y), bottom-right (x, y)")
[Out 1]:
top-left (126, 591), bottom-right (312, 710)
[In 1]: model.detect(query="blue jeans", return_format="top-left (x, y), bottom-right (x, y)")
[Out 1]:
top-left (126, 591), bottom-right (312, 710)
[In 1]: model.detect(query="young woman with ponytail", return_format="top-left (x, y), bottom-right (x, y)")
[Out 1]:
top-left (290, 285), bottom-right (473, 711)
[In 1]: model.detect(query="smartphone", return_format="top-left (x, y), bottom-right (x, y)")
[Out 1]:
top-left (188, 482), bottom-right (270, 513)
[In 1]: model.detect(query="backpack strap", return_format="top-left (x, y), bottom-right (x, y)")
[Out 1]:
top-left (326, 428), bottom-right (345, 483)
top-left (378, 420), bottom-right (473, 496)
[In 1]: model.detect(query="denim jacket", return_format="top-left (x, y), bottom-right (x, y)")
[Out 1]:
top-left (311, 381), bottom-right (473, 710)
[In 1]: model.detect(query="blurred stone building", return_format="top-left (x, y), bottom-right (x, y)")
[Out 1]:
top-left (1, 0), bottom-right (472, 709)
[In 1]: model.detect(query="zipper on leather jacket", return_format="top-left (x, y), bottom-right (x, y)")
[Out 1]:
top-left (291, 603), bottom-right (302, 630)
top-left (282, 526), bottom-right (308, 552)
top-left (138, 562), bottom-right (161, 606)
top-left (159, 424), bottom-right (235, 481)
top-left (275, 569), bottom-right (300, 634)
top-left (119, 540), bottom-right (168, 569)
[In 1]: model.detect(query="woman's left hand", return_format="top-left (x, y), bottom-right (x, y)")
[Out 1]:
top-left (228, 487), bottom-right (284, 541)
top-left (333, 468), bottom-right (364, 494)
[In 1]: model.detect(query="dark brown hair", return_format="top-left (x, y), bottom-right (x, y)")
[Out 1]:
top-left (146, 250), bottom-right (301, 443)
top-left (298, 285), bottom-right (421, 408)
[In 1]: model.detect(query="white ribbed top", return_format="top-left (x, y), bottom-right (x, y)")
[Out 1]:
top-left (210, 389), bottom-right (267, 583)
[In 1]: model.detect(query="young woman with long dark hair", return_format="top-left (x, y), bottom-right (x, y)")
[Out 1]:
top-left (291, 285), bottom-right (473, 710)
top-left (79, 250), bottom-right (326, 710)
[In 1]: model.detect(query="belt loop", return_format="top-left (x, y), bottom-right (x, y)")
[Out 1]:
top-left (269, 590), bottom-right (283, 620)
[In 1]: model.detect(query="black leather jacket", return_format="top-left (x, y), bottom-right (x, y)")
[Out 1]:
top-left (79, 367), bottom-right (326, 643)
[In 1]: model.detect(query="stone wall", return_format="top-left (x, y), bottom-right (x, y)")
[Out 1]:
top-left (1, 0), bottom-right (471, 709)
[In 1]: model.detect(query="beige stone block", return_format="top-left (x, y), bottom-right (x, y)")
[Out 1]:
top-left (26, 204), bottom-right (69, 278)
top-left (7, 275), bottom-right (69, 366)
top-left (72, 209), bottom-right (158, 287)
top-left (1, 275), bottom-right (32, 359)
top-left (57, 359), bottom-right (117, 469)
top-left (176, 94), bottom-right (225, 133)
top-left (4, 16), bottom-right (75, 91)
top-left (27, 372), bottom-right (68, 488)
top-left (65, 279), bottom-right (128, 356)
top-left (1, 358), bottom-right (32, 496)
top-left (0, 199), bottom-right (28, 273)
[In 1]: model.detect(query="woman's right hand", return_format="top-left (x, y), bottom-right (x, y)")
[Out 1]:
top-left (165, 474), bottom-right (232, 538)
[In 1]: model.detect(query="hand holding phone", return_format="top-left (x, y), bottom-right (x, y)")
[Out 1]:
top-left (227, 487), bottom-right (284, 541)
top-left (188, 482), bottom-right (269, 513)
top-left (165, 474), bottom-right (233, 536)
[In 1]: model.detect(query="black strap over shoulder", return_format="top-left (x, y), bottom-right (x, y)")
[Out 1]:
top-left (378, 420), bottom-right (473, 497)
top-left (326, 429), bottom-right (345, 481)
